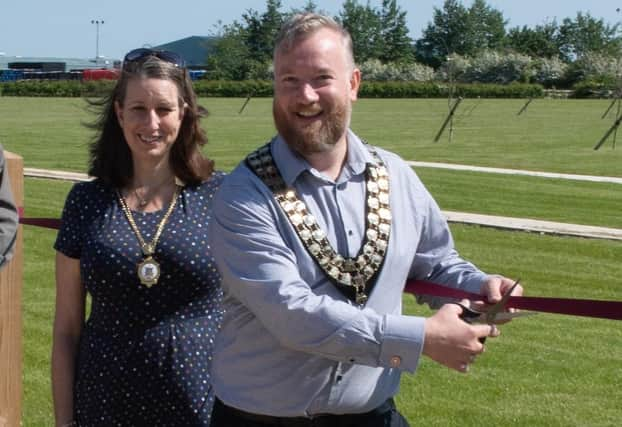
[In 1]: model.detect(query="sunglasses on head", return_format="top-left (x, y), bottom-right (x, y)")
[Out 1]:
top-left (122, 48), bottom-right (186, 69)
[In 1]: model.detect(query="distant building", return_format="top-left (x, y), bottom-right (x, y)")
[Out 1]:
top-left (154, 36), bottom-right (218, 67)
top-left (0, 35), bottom-right (218, 71)
top-left (0, 56), bottom-right (117, 72)
top-left (0, 35), bottom-right (218, 82)
top-left (8, 62), bottom-right (65, 72)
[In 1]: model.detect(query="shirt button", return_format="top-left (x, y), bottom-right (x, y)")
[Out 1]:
top-left (389, 356), bottom-right (402, 368)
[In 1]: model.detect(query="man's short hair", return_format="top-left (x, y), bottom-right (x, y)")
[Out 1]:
top-left (274, 13), bottom-right (355, 68)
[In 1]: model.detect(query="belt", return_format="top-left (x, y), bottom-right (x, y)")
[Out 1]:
top-left (214, 398), bottom-right (395, 427)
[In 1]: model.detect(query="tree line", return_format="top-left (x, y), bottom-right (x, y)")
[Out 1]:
top-left (205, 0), bottom-right (622, 89)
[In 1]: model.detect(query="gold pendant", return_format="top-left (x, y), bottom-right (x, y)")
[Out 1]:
top-left (137, 256), bottom-right (160, 287)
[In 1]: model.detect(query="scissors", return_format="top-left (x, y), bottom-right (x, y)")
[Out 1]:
top-left (457, 279), bottom-right (536, 342)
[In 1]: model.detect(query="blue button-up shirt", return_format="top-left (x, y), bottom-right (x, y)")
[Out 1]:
top-left (208, 130), bottom-right (488, 417)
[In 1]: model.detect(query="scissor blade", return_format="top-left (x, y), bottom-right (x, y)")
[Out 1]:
top-left (486, 279), bottom-right (521, 323)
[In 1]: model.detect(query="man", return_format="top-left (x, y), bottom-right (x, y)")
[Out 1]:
top-left (0, 146), bottom-right (18, 269)
top-left (208, 13), bottom-right (522, 427)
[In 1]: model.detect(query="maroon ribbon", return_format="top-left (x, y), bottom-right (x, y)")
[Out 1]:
top-left (405, 279), bottom-right (622, 321)
top-left (16, 210), bottom-right (622, 321)
top-left (19, 217), bottom-right (62, 229)
top-left (18, 207), bottom-right (62, 230)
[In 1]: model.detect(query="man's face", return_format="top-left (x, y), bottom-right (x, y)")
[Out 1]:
top-left (273, 28), bottom-right (360, 157)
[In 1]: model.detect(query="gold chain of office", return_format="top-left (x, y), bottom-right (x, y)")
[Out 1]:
top-left (117, 185), bottom-right (181, 287)
top-left (246, 144), bottom-right (391, 305)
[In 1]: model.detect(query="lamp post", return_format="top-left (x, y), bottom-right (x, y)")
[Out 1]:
top-left (91, 19), bottom-right (104, 65)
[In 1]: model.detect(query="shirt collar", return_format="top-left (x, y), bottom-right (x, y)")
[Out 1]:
top-left (271, 130), bottom-right (376, 186)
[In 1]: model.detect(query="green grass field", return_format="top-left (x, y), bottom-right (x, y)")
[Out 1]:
top-left (2, 97), bottom-right (621, 426)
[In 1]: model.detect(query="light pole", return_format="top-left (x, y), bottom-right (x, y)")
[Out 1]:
top-left (91, 19), bottom-right (104, 65)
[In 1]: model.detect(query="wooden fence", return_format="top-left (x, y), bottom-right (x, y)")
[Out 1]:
top-left (0, 151), bottom-right (23, 426)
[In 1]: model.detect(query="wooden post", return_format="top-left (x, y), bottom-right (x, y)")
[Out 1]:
top-left (594, 114), bottom-right (622, 150)
top-left (434, 97), bottom-right (463, 143)
top-left (0, 151), bottom-right (23, 427)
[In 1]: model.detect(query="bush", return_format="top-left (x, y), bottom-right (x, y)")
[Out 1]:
top-left (563, 52), bottom-right (622, 89)
top-left (359, 81), bottom-right (542, 98)
top-left (434, 54), bottom-right (472, 82)
top-left (358, 60), bottom-right (435, 82)
top-left (0, 80), bottom-right (115, 97)
top-left (446, 51), bottom-right (535, 84)
top-left (453, 82), bottom-right (543, 98)
top-left (435, 51), bottom-right (537, 85)
top-left (1, 79), bottom-right (542, 99)
top-left (192, 80), bottom-right (273, 97)
top-left (532, 57), bottom-right (569, 88)
top-left (571, 80), bottom-right (616, 98)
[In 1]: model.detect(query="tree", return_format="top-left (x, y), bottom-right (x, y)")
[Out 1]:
top-left (301, 0), bottom-right (318, 13)
top-left (289, 0), bottom-right (331, 19)
top-left (415, 0), bottom-right (470, 68)
top-left (465, 0), bottom-right (506, 53)
top-left (242, 0), bottom-right (285, 63)
top-left (205, 22), bottom-right (251, 80)
top-left (506, 21), bottom-right (561, 59)
top-left (558, 12), bottom-right (622, 61)
top-left (337, 0), bottom-right (382, 63)
top-left (378, 0), bottom-right (414, 63)
top-left (206, 0), bottom-right (286, 80)
top-left (415, 0), bottom-right (509, 68)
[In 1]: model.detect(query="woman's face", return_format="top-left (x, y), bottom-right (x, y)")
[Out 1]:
top-left (114, 77), bottom-right (185, 165)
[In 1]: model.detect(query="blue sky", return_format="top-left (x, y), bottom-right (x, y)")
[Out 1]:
top-left (1, 1), bottom-right (620, 60)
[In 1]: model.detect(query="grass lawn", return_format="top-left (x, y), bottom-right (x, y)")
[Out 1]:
top-left (2, 97), bottom-right (621, 230)
top-left (398, 225), bottom-right (622, 427)
top-left (2, 97), bottom-right (622, 175)
top-left (3, 96), bottom-right (621, 425)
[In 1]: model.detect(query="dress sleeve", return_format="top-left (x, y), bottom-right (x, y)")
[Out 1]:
top-left (54, 183), bottom-right (86, 259)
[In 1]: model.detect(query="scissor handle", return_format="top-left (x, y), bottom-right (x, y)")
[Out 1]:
top-left (455, 302), bottom-right (487, 343)
top-left (456, 303), bottom-right (482, 322)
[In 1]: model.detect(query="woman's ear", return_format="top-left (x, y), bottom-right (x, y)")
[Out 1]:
top-left (179, 102), bottom-right (188, 120)
top-left (114, 101), bottom-right (124, 127)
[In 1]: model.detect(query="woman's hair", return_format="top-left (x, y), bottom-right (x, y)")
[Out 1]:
top-left (87, 55), bottom-right (213, 188)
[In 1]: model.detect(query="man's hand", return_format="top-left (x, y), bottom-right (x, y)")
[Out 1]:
top-left (478, 276), bottom-right (524, 323)
top-left (480, 275), bottom-right (523, 304)
top-left (422, 301), bottom-right (499, 373)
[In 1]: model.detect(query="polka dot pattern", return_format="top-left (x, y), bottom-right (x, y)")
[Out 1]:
top-left (54, 173), bottom-right (225, 426)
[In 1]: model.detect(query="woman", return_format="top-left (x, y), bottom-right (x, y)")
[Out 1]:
top-left (52, 49), bottom-right (223, 426)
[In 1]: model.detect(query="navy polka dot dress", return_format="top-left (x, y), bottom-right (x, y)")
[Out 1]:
top-left (54, 173), bottom-right (225, 426)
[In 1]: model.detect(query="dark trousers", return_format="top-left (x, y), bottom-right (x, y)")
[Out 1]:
top-left (211, 397), bottom-right (411, 427)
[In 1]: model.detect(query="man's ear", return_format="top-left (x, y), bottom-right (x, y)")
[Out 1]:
top-left (349, 68), bottom-right (361, 101)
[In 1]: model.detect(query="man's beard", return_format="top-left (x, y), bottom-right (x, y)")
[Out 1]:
top-left (273, 100), bottom-right (350, 157)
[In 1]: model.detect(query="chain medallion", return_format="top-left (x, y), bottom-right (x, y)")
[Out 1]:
top-left (117, 185), bottom-right (181, 287)
top-left (247, 143), bottom-right (391, 305)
